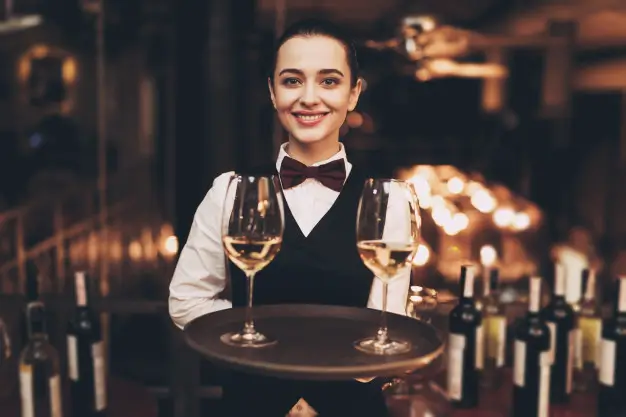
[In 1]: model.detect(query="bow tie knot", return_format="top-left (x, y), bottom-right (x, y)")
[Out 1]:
top-left (279, 156), bottom-right (346, 192)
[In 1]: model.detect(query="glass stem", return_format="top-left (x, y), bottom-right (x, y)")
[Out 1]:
top-left (377, 282), bottom-right (389, 345)
top-left (243, 272), bottom-right (256, 335)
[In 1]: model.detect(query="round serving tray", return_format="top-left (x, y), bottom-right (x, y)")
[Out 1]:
top-left (184, 304), bottom-right (445, 380)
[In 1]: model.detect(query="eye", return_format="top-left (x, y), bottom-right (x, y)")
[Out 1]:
top-left (282, 77), bottom-right (301, 86)
top-left (321, 78), bottom-right (339, 86)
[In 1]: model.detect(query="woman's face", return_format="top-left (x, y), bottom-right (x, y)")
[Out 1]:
top-left (269, 35), bottom-right (361, 148)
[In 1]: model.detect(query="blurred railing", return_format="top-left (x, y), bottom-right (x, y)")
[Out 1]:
top-left (0, 158), bottom-right (174, 295)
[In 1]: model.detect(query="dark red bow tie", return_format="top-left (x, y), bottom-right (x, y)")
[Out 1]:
top-left (279, 156), bottom-right (346, 192)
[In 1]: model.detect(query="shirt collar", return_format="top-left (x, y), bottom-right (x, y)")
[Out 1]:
top-left (275, 143), bottom-right (349, 171)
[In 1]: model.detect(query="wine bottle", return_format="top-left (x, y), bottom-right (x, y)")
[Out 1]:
top-left (67, 271), bottom-right (107, 417)
top-left (540, 263), bottom-right (575, 403)
top-left (480, 268), bottom-right (506, 388)
top-left (0, 316), bottom-right (10, 366)
top-left (19, 301), bottom-right (63, 417)
top-left (574, 268), bottom-right (601, 392)
top-left (512, 277), bottom-right (551, 417)
top-left (447, 265), bottom-right (483, 408)
top-left (597, 276), bottom-right (626, 417)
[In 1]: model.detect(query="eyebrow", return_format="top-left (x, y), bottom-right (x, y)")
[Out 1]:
top-left (278, 68), bottom-right (345, 77)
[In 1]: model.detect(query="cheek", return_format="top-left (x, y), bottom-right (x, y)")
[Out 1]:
top-left (273, 89), bottom-right (299, 110)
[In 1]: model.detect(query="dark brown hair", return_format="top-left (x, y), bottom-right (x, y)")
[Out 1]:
top-left (269, 18), bottom-right (360, 87)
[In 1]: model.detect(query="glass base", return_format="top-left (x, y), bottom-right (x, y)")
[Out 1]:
top-left (354, 337), bottom-right (412, 355)
top-left (220, 330), bottom-right (277, 348)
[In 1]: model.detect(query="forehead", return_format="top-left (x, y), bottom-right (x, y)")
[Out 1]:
top-left (275, 36), bottom-right (349, 72)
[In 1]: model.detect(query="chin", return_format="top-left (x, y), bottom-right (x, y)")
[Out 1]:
top-left (290, 132), bottom-right (331, 145)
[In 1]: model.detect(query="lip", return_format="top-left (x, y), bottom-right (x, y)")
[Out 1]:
top-left (291, 111), bottom-right (329, 127)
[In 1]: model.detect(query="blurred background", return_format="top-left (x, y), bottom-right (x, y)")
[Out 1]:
top-left (1, 0), bottom-right (626, 416)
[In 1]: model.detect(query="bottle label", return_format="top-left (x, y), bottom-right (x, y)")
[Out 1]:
top-left (599, 338), bottom-right (616, 386)
top-left (475, 325), bottom-right (484, 370)
top-left (19, 364), bottom-right (34, 417)
top-left (92, 341), bottom-right (107, 411)
top-left (485, 315), bottom-right (506, 367)
top-left (447, 333), bottom-right (465, 400)
top-left (538, 351), bottom-right (551, 417)
top-left (580, 317), bottom-right (602, 369)
top-left (513, 340), bottom-right (526, 387)
top-left (67, 335), bottom-right (79, 381)
top-left (573, 327), bottom-right (582, 370)
top-left (566, 329), bottom-right (575, 394)
top-left (620, 279), bottom-right (626, 313)
top-left (49, 374), bottom-right (63, 417)
top-left (546, 321), bottom-right (556, 364)
top-left (75, 272), bottom-right (87, 307)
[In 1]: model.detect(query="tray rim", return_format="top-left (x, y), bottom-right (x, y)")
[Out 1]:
top-left (183, 304), bottom-right (446, 379)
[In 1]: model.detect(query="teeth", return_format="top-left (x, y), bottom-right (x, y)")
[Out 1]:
top-left (296, 114), bottom-right (325, 121)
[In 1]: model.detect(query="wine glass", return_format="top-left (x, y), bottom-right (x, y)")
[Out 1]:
top-left (354, 179), bottom-right (421, 355)
top-left (220, 174), bottom-right (285, 348)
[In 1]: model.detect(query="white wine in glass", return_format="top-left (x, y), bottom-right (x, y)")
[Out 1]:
top-left (355, 179), bottom-right (421, 355)
top-left (221, 175), bottom-right (285, 348)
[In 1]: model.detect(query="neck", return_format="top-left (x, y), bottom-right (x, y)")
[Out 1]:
top-left (286, 135), bottom-right (341, 166)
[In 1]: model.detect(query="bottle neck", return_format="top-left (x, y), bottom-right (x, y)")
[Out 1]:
top-left (74, 272), bottom-right (90, 308)
top-left (615, 277), bottom-right (626, 316)
top-left (553, 264), bottom-right (566, 299)
top-left (582, 269), bottom-right (596, 302)
top-left (26, 302), bottom-right (47, 340)
top-left (460, 267), bottom-right (475, 301)
top-left (528, 277), bottom-right (541, 315)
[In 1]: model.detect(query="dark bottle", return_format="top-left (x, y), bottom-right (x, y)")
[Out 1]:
top-left (67, 271), bottom-right (107, 417)
top-left (598, 276), bottom-right (626, 417)
top-left (447, 265), bottom-right (483, 408)
top-left (19, 301), bottom-right (63, 417)
top-left (480, 268), bottom-right (506, 388)
top-left (512, 276), bottom-right (551, 417)
top-left (540, 263), bottom-right (575, 404)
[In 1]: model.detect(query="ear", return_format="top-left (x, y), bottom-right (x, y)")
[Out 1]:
top-left (268, 77), bottom-right (276, 109)
top-left (347, 77), bottom-right (363, 112)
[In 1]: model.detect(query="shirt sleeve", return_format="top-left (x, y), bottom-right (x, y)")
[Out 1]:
top-left (168, 172), bottom-right (235, 329)
top-left (366, 186), bottom-right (413, 316)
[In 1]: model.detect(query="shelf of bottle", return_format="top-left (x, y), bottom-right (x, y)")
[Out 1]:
top-left (0, 375), bottom-right (158, 417)
top-left (445, 369), bottom-right (595, 417)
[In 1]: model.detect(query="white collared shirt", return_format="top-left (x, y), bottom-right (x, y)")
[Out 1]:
top-left (168, 143), bottom-right (411, 329)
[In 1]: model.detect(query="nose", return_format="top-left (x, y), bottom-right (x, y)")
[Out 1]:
top-left (300, 84), bottom-right (320, 107)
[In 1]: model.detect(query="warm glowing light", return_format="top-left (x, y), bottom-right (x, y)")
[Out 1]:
top-left (109, 239), bottom-right (123, 261)
top-left (62, 58), bottom-right (77, 83)
top-left (432, 207), bottom-right (451, 227)
top-left (129, 241), bottom-right (143, 260)
top-left (465, 181), bottom-right (482, 197)
top-left (471, 189), bottom-right (496, 213)
top-left (452, 212), bottom-right (469, 231)
top-left (163, 235), bottom-right (179, 256)
top-left (447, 177), bottom-right (464, 194)
top-left (409, 175), bottom-right (431, 198)
top-left (418, 193), bottom-right (432, 209)
top-left (431, 195), bottom-right (446, 210)
top-left (346, 112), bottom-right (363, 128)
top-left (413, 244), bottom-right (430, 266)
top-left (443, 222), bottom-right (461, 236)
top-left (31, 45), bottom-right (48, 59)
top-left (493, 207), bottom-right (515, 228)
top-left (512, 212), bottom-right (531, 231)
top-left (480, 245), bottom-right (497, 267)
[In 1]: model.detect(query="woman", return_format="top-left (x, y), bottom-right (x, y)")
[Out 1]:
top-left (169, 18), bottom-right (411, 416)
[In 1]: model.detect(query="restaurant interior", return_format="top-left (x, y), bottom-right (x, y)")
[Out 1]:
top-left (1, 0), bottom-right (626, 416)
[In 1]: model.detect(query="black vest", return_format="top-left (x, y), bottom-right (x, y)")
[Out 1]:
top-left (228, 163), bottom-right (373, 309)
top-left (222, 163), bottom-right (389, 417)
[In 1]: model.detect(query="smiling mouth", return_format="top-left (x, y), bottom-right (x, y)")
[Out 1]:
top-left (292, 113), bottom-right (329, 121)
